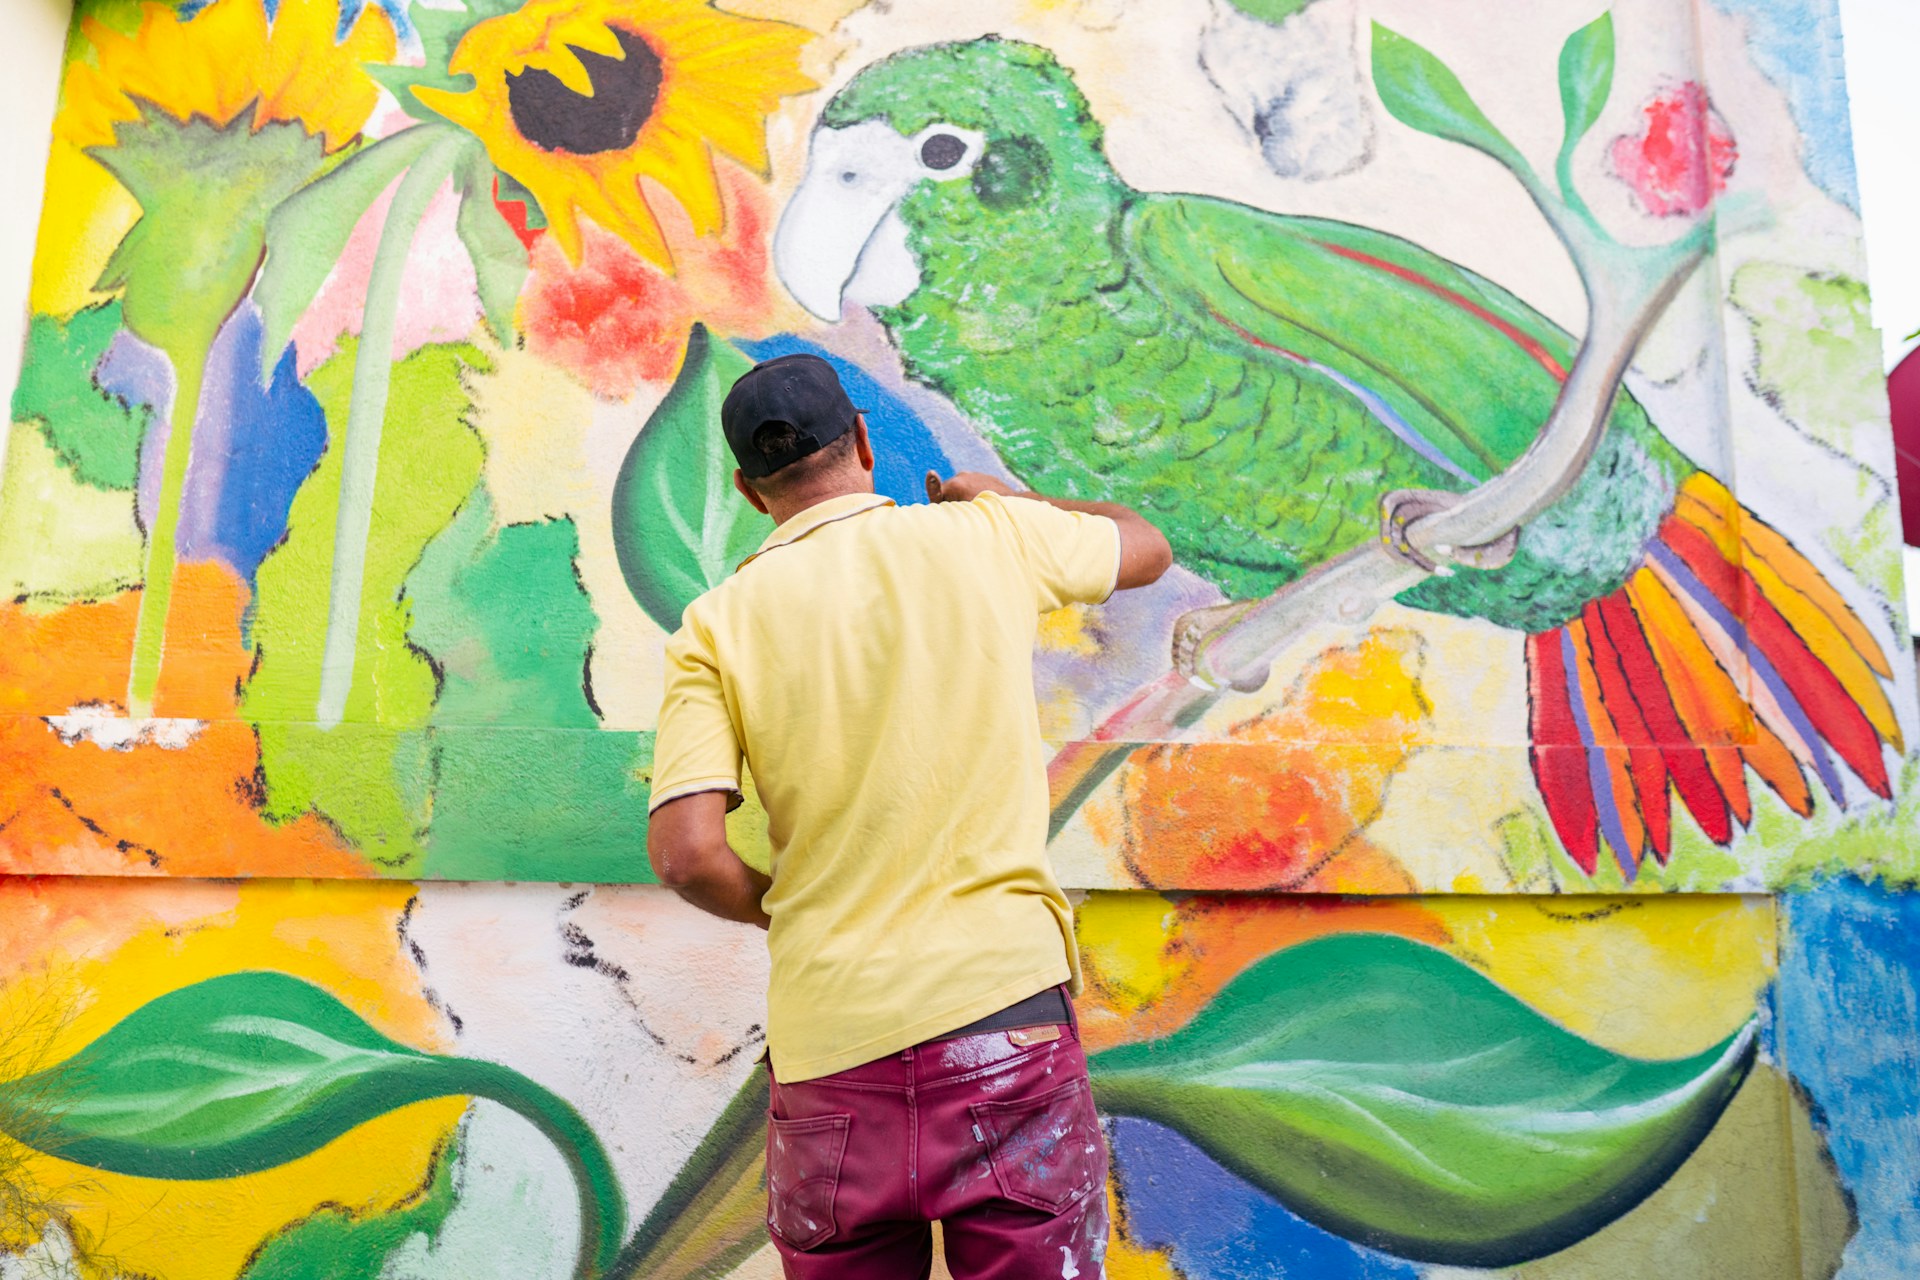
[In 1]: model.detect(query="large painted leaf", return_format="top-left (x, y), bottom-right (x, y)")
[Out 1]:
top-left (611, 324), bottom-right (773, 632)
top-left (255, 123), bottom-right (448, 370)
top-left (0, 972), bottom-right (625, 1279)
top-left (1088, 932), bottom-right (1755, 1267)
top-left (1370, 23), bottom-right (1527, 175)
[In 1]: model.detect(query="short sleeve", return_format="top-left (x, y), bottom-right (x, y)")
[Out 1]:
top-left (980, 492), bottom-right (1122, 613)
top-left (649, 616), bottom-right (744, 813)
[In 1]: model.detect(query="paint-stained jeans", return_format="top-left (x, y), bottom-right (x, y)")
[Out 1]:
top-left (765, 993), bottom-right (1110, 1279)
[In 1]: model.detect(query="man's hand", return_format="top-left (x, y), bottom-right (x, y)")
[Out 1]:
top-left (927, 470), bottom-right (1173, 591)
top-left (647, 791), bottom-right (772, 929)
top-left (927, 470), bottom-right (1019, 503)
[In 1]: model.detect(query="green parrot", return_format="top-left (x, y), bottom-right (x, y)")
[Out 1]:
top-left (770, 37), bottom-right (1900, 878)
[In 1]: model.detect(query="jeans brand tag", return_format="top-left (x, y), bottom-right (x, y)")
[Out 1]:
top-left (1008, 1025), bottom-right (1061, 1046)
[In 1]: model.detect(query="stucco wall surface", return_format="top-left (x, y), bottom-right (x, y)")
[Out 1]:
top-left (0, 0), bottom-right (1915, 1276)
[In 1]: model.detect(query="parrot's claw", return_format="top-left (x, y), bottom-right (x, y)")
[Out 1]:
top-left (1172, 599), bottom-right (1264, 691)
top-left (1380, 489), bottom-right (1520, 576)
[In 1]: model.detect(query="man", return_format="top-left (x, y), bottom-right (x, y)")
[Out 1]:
top-left (646, 353), bottom-right (1172, 1279)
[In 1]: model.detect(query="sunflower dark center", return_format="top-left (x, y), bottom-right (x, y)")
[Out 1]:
top-left (506, 26), bottom-right (662, 155)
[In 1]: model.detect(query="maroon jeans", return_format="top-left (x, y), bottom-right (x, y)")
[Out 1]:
top-left (764, 994), bottom-right (1110, 1278)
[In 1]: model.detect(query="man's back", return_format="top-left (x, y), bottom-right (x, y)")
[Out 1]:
top-left (652, 489), bottom-right (1119, 1081)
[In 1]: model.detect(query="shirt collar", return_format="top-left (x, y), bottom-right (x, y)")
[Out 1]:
top-left (739, 492), bottom-right (895, 569)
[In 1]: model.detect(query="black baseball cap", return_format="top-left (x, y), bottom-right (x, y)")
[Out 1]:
top-left (721, 354), bottom-right (862, 479)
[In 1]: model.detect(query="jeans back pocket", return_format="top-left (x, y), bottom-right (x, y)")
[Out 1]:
top-left (970, 1077), bottom-right (1103, 1214)
top-left (765, 1112), bottom-right (850, 1250)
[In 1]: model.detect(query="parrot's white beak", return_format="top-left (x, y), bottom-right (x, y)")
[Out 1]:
top-left (775, 121), bottom-right (984, 322)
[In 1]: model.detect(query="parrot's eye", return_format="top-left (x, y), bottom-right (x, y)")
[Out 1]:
top-left (920, 133), bottom-right (968, 171)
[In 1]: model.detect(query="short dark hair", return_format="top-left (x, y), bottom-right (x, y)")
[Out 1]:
top-left (745, 422), bottom-right (858, 497)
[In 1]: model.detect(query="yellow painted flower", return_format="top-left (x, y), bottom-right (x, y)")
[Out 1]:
top-left (58, 0), bottom-right (396, 154)
top-left (413, 0), bottom-right (814, 267)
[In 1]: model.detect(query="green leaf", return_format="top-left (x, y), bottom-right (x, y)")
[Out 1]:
top-left (366, 0), bottom-right (526, 126)
top-left (0, 971), bottom-right (625, 1279)
top-left (403, 485), bottom-right (655, 881)
top-left (256, 124), bottom-right (448, 371)
top-left (1218, 0), bottom-right (1317, 24)
top-left (242, 340), bottom-right (486, 867)
top-left (90, 106), bottom-right (326, 366)
top-left (611, 324), bottom-right (773, 631)
top-left (1370, 23), bottom-right (1528, 175)
top-left (12, 301), bottom-right (149, 491)
top-left (1556, 12), bottom-right (1615, 192)
top-left (452, 139), bottom-right (530, 344)
top-left (240, 1133), bottom-right (464, 1280)
top-left (1088, 933), bottom-right (1756, 1267)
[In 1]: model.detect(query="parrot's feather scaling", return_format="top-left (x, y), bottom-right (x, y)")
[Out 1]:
top-left (800, 36), bottom-right (1903, 877)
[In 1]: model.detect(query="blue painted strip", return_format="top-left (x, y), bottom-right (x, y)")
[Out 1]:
top-left (1648, 543), bottom-right (1846, 804)
top-left (1295, 356), bottom-right (1482, 485)
top-left (1561, 628), bottom-right (1639, 881)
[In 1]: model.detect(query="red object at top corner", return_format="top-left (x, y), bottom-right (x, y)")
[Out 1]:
top-left (1891, 348), bottom-right (1920, 547)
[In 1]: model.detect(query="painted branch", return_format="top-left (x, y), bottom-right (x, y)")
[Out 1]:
top-left (1045, 234), bottom-right (1711, 836)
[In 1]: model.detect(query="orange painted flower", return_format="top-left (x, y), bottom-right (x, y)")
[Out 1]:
top-left (1118, 630), bottom-right (1431, 890)
top-left (412, 0), bottom-right (814, 267)
top-left (58, 0), bottom-right (397, 154)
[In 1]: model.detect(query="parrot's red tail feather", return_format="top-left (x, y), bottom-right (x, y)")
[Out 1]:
top-left (1525, 473), bottom-right (1901, 877)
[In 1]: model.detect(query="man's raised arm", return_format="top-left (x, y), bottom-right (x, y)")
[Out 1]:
top-left (930, 471), bottom-right (1173, 590)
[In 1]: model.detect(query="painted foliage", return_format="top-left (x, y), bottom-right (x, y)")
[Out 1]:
top-left (0, 0), bottom-right (1916, 1276)
top-left (0, 0), bottom-right (1909, 890)
top-left (0, 878), bottom-right (1858, 1280)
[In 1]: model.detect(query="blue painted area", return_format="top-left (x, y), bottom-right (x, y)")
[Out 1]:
top-left (197, 307), bottom-right (330, 583)
top-left (177, 0), bottom-right (417, 43)
top-left (1708, 0), bottom-right (1859, 210)
top-left (106, 306), bottom-right (328, 587)
top-left (1108, 1116), bottom-right (1421, 1279)
top-left (1776, 876), bottom-right (1920, 1277)
top-left (739, 336), bottom-right (952, 506)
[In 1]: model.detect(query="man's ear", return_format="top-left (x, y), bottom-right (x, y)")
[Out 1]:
top-left (853, 416), bottom-right (875, 475)
top-left (733, 469), bottom-right (770, 513)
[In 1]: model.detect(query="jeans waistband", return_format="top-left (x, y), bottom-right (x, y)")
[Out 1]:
top-left (934, 985), bottom-right (1070, 1040)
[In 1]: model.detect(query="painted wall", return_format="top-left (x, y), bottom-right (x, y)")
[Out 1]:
top-left (0, 0), bottom-right (1914, 1277)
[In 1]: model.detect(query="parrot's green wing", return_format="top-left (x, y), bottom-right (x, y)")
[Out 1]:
top-left (1124, 193), bottom-right (1612, 485)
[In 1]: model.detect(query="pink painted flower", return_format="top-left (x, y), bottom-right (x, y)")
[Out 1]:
top-left (1609, 82), bottom-right (1737, 218)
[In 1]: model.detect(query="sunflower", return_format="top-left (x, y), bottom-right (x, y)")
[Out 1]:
top-left (58, 0), bottom-right (396, 154)
top-left (412, 0), bottom-right (814, 267)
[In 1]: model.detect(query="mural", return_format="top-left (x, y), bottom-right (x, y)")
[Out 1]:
top-left (0, 878), bottom-right (1865, 1279)
top-left (1, 0), bottom-right (1915, 1275)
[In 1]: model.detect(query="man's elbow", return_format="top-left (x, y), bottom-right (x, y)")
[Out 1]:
top-left (1117, 520), bottom-right (1174, 590)
top-left (648, 835), bottom-right (715, 889)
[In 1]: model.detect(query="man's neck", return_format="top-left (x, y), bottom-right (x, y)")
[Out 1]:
top-left (762, 477), bottom-right (876, 527)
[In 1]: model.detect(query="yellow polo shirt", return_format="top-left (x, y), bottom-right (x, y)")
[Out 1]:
top-left (649, 490), bottom-right (1120, 1082)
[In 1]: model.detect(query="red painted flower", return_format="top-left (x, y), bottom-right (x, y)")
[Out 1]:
top-left (1610, 82), bottom-right (1736, 218)
top-left (520, 164), bottom-right (785, 398)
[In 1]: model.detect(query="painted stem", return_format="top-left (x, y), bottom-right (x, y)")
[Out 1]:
top-left (441, 1058), bottom-right (627, 1279)
top-left (313, 139), bottom-right (462, 729)
top-left (126, 355), bottom-right (207, 718)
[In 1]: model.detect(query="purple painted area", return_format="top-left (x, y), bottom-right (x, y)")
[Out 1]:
top-left (113, 305), bottom-right (329, 584)
top-left (1109, 1116), bottom-right (1419, 1279)
top-left (1648, 541), bottom-right (1845, 803)
top-left (98, 329), bottom-right (172, 535)
top-left (1561, 628), bottom-right (1639, 881)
